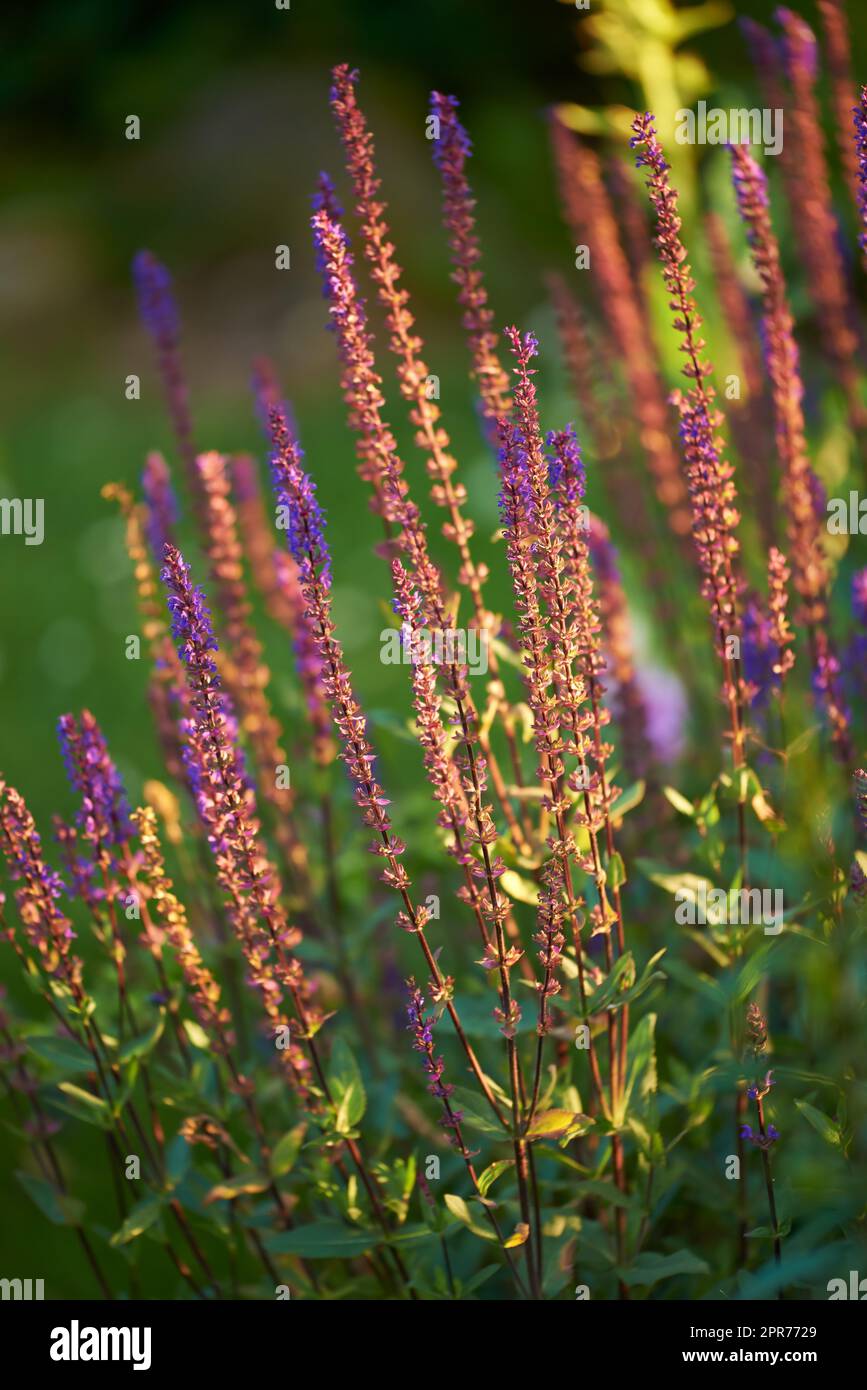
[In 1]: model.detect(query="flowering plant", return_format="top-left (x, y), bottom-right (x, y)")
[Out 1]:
top-left (2, 14), bottom-right (866, 1301)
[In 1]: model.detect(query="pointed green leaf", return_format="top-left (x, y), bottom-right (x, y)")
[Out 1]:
top-left (328, 1038), bottom-right (366, 1132)
top-left (663, 786), bottom-right (695, 817)
top-left (16, 1170), bottom-right (84, 1227)
top-left (27, 1034), bottom-right (93, 1076)
top-left (795, 1099), bottom-right (842, 1147)
top-left (477, 1159), bottom-right (514, 1197)
top-left (49, 1082), bottom-right (112, 1130)
top-left (607, 851), bottom-right (627, 891)
top-left (609, 780), bottom-right (646, 820)
top-left (182, 1019), bottom-right (211, 1050)
top-left (118, 1011), bottom-right (165, 1065)
top-left (444, 1193), bottom-right (495, 1240)
top-left (618, 1249), bottom-right (709, 1288)
top-left (271, 1123), bottom-right (306, 1178)
top-left (110, 1195), bottom-right (165, 1246)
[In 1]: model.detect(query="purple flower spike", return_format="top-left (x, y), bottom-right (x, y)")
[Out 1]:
top-left (405, 980), bottom-right (460, 1120)
top-left (546, 423), bottom-right (585, 503)
top-left (251, 358), bottom-right (295, 441)
top-left (854, 768), bottom-right (867, 834)
top-left (428, 92), bottom-right (512, 427)
top-left (162, 546), bottom-right (219, 675)
top-left (269, 407), bottom-right (331, 591)
top-left (311, 171), bottom-right (343, 225)
top-left (132, 249), bottom-right (180, 344)
top-left (142, 451), bottom-right (179, 561)
top-left (57, 710), bottom-right (132, 853)
top-left (132, 249), bottom-right (196, 483)
top-left (430, 92), bottom-right (472, 169)
top-left (854, 88), bottom-right (867, 264)
top-left (852, 570), bottom-right (867, 628)
top-left (742, 598), bottom-right (781, 709)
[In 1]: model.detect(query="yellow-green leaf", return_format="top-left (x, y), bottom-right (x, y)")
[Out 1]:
top-left (271, 1123), bottom-right (306, 1178)
top-left (525, 1109), bottom-right (592, 1141)
top-left (504, 1222), bottom-right (530, 1248)
top-left (443, 1192), bottom-right (495, 1240)
top-left (500, 870), bottom-right (539, 906)
top-left (663, 786), bottom-right (695, 817)
top-left (204, 1172), bottom-right (270, 1204)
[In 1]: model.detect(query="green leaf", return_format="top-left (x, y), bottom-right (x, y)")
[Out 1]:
top-left (795, 1099), bottom-right (842, 1147)
top-left (449, 996), bottom-right (533, 1040)
top-left (27, 1034), bottom-right (93, 1076)
top-left (586, 952), bottom-right (636, 1013)
top-left (109, 1056), bottom-right (140, 1121)
top-left (525, 1109), bottom-right (592, 1141)
top-left (16, 1170), bottom-right (84, 1226)
top-left (618, 1249), bottom-right (709, 1288)
top-left (662, 785), bottom-right (695, 817)
top-left (118, 1012), bottom-right (166, 1065)
top-left (569, 1178), bottom-right (639, 1210)
top-left (609, 780), bottom-right (646, 821)
top-left (271, 1123), bottom-right (306, 1178)
top-left (50, 1082), bottom-right (112, 1130)
top-left (606, 851), bottom-right (627, 891)
top-left (450, 1085), bottom-right (512, 1137)
top-left (57, 1081), bottom-right (109, 1110)
top-left (460, 1264), bottom-right (500, 1296)
top-left (166, 1133), bottom-right (191, 1189)
top-left (587, 950), bottom-right (666, 1014)
top-left (615, 1013), bottom-right (657, 1126)
top-left (182, 1019), bottom-right (211, 1050)
top-left (388, 1223), bottom-right (438, 1247)
top-left (635, 860), bottom-right (723, 919)
top-left (328, 1038), bottom-right (366, 1133)
top-left (746, 1218), bottom-right (791, 1240)
top-left (477, 1159), bottom-right (514, 1197)
top-left (785, 724), bottom-right (819, 758)
top-left (263, 1220), bottom-right (435, 1259)
top-left (499, 869), bottom-right (539, 906)
top-left (533, 1146), bottom-right (589, 1175)
top-left (263, 1222), bottom-right (379, 1258)
top-left (110, 1195), bottom-right (165, 1246)
top-left (444, 1193), bottom-right (495, 1241)
top-left (204, 1171), bottom-right (270, 1204)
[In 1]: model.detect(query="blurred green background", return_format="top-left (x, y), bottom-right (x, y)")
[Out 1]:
top-left (2, 0), bottom-right (865, 1293)
top-left (2, 0), bottom-right (862, 830)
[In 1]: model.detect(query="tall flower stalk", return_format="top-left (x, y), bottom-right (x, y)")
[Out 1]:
top-left (743, 1003), bottom-right (783, 1279)
top-left (550, 117), bottom-right (693, 545)
top-left (730, 144), bottom-right (851, 760)
top-left (817, 0), bottom-right (862, 217)
top-left (331, 69), bottom-right (532, 830)
top-left (311, 202), bottom-right (532, 855)
top-left (132, 251), bottom-right (198, 494)
top-left (268, 412), bottom-right (543, 1295)
top-left (586, 515), bottom-right (652, 783)
top-left (853, 87), bottom-right (867, 273)
top-left (195, 449), bottom-right (311, 884)
top-left (631, 114), bottom-right (748, 791)
top-left (774, 8), bottom-right (863, 425)
top-left (429, 90), bottom-right (513, 430)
